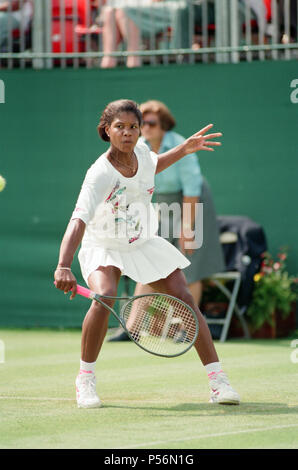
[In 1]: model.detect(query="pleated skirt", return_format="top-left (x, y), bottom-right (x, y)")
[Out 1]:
top-left (78, 236), bottom-right (190, 286)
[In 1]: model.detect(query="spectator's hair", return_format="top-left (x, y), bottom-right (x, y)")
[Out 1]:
top-left (139, 100), bottom-right (176, 131)
top-left (97, 99), bottom-right (142, 142)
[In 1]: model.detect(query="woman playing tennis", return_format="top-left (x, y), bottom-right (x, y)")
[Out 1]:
top-left (54, 99), bottom-right (240, 408)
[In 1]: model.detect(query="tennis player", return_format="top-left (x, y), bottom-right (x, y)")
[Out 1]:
top-left (54, 99), bottom-right (240, 408)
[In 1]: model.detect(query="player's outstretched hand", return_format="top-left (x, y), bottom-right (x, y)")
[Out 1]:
top-left (54, 268), bottom-right (77, 300)
top-left (183, 124), bottom-right (222, 155)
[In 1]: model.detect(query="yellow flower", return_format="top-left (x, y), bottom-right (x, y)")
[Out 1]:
top-left (254, 273), bottom-right (261, 282)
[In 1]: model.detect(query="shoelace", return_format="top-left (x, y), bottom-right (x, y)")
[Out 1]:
top-left (78, 375), bottom-right (97, 397)
top-left (210, 372), bottom-right (230, 390)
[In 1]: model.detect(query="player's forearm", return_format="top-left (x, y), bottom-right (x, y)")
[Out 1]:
top-left (57, 218), bottom-right (86, 268)
top-left (155, 143), bottom-right (186, 174)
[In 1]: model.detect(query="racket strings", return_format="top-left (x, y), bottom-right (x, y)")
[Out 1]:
top-left (121, 295), bottom-right (198, 356)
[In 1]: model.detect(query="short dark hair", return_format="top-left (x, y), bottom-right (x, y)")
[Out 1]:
top-left (97, 99), bottom-right (142, 142)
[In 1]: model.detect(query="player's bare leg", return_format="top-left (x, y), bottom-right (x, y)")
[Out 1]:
top-left (81, 266), bottom-right (121, 361)
top-left (149, 269), bottom-right (240, 404)
top-left (188, 280), bottom-right (203, 308)
top-left (76, 266), bottom-right (121, 408)
top-left (149, 269), bottom-right (218, 365)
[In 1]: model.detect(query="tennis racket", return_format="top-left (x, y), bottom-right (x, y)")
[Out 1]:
top-left (56, 283), bottom-right (199, 358)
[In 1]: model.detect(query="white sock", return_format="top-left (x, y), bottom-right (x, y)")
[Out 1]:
top-left (205, 361), bottom-right (223, 379)
top-left (79, 359), bottom-right (96, 375)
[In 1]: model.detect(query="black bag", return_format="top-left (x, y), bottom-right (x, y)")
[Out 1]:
top-left (217, 215), bottom-right (267, 309)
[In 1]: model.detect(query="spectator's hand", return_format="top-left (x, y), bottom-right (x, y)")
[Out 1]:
top-left (179, 229), bottom-right (195, 256)
top-left (183, 124), bottom-right (222, 155)
top-left (54, 268), bottom-right (77, 300)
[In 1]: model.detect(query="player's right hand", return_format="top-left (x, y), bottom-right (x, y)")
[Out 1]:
top-left (54, 268), bottom-right (77, 300)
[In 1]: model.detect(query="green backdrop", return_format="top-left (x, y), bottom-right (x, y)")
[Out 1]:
top-left (0, 60), bottom-right (297, 328)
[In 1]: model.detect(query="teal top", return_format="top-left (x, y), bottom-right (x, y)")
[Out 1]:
top-left (140, 131), bottom-right (203, 197)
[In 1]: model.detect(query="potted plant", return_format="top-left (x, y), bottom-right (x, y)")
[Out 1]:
top-left (246, 248), bottom-right (297, 338)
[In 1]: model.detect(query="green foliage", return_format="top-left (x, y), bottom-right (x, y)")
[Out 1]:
top-left (247, 248), bottom-right (297, 330)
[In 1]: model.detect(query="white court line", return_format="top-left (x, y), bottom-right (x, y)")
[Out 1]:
top-left (1, 397), bottom-right (298, 448)
top-left (0, 396), bottom-right (74, 401)
top-left (0, 396), bottom-right (165, 404)
top-left (0, 396), bottom-right (183, 404)
top-left (119, 423), bottom-right (298, 449)
top-left (120, 423), bottom-right (298, 449)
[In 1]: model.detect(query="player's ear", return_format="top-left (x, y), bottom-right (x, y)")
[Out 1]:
top-left (105, 125), bottom-right (110, 140)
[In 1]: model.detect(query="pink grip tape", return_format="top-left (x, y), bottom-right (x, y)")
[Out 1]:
top-left (76, 284), bottom-right (94, 299)
top-left (54, 281), bottom-right (94, 299)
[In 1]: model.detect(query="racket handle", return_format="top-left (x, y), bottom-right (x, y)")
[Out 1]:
top-left (54, 281), bottom-right (94, 300)
top-left (76, 284), bottom-right (94, 299)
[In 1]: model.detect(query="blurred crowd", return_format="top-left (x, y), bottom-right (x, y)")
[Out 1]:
top-left (0, 0), bottom-right (297, 67)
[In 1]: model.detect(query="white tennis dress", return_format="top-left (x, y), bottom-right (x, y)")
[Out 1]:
top-left (71, 142), bottom-right (190, 285)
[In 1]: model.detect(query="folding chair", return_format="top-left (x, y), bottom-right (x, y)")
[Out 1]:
top-left (205, 231), bottom-right (251, 342)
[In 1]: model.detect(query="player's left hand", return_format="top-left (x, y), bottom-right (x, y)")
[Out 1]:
top-left (183, 124), bottom-right (222, 155)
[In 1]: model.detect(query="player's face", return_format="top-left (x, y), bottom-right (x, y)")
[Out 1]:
top-left (141, 112), bottom-right (163, 141)
top-left (107, 112), bottom-right (140, 153)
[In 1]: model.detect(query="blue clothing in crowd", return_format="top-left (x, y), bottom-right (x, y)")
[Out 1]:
top-left (140, 131), bottom-right (203, 197)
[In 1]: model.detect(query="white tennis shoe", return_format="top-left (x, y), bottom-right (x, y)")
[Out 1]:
top-left (76, 373), bottom-right (102, 409)
top-left (208, 371), bottom-right (240, 405)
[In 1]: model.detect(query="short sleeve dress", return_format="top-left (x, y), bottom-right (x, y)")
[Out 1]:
top-left (71, 142), bottom-right (190, 286)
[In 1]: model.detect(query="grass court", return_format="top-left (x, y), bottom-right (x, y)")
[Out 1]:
top-left (0, 328), bottom-right (298, 449)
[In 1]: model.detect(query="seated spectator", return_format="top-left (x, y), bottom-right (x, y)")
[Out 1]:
top-left (100, 5), bottom-right (141, 68)
top-left (0, 0), bottom-right (32, 51)
top-left (100, 0), bottom-right (190, 68)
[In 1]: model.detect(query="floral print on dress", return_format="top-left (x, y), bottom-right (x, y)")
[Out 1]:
top-left (105, 179), bottom-right (126, 209)
top-left (105, 179), bottom-right (143, 243)
top-left (147, 186), bottom-right (155, 195)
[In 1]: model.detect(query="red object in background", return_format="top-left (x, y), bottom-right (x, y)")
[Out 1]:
top-left (51, 0), bottom-right (90, 54)
top-left (242, 0), bottom-right (272, 34)
top-left (263, 0), bottom-right (272, 21)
